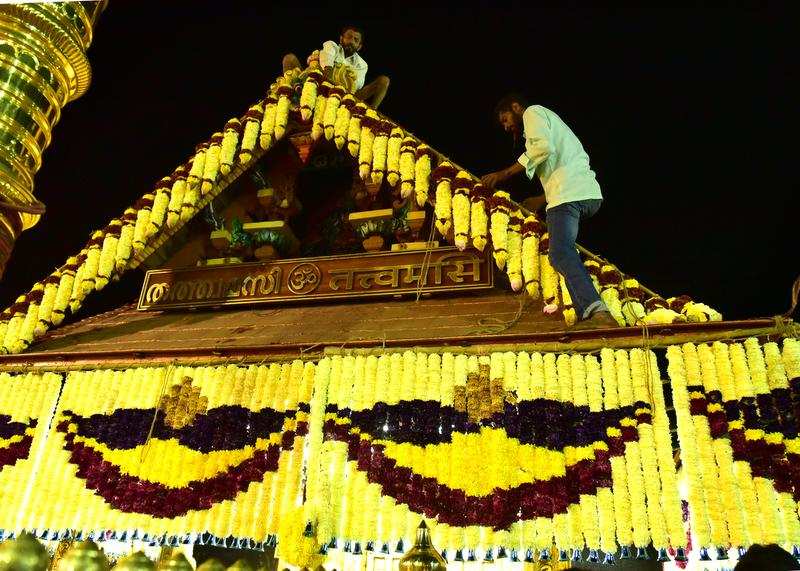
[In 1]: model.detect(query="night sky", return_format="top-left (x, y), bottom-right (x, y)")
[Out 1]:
top-left (0, 2), bottom-right (797, 322)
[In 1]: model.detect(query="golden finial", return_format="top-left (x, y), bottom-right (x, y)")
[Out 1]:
top-left (399, 521), bottom-right (447, 571)
top-left (0, 532), bottom-right (50, 570)
top-left (54, 540), bottom-right (110, 571)
top-left (196, 559), bottom-right (226, 571)
top-left (114, 551), bottom-right (155, 570)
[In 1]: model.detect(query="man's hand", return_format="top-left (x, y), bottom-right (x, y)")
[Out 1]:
top-left (480, 170), bottom-right (507, 189)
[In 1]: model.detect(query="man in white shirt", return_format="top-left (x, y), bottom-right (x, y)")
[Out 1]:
top-left (481, 94), bottom-right (618, 329)
top-left (282, 25), bottom-right (390, 108)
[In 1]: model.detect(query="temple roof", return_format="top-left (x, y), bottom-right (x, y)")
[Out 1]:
top-left (0, 67), bottom-right (724, 359)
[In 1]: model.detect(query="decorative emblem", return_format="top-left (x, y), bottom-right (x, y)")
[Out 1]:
top-left (453, 364), bottom-right (517, 423)
top-left (287, 263), bottom-right (321, 295)
top-left (159, 377), bottom-right (208, 429)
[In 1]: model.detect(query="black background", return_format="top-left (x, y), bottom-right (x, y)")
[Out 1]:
top-left (1, 1), bottom-right (797, 321)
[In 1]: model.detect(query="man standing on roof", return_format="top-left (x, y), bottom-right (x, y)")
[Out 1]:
top-left (282, 25), bottom-right (390, 109)
top-left (481, 94), bottom-right (619, 329)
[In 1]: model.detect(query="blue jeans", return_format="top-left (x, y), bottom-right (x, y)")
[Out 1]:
top-left (546, 199), bottom-right (607, 320)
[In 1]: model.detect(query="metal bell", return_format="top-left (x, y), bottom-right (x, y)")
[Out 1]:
top-left (55, 540), bottom-right (110, 571)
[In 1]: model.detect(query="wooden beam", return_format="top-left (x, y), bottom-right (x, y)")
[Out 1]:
top-left (0, 318), bottom-right (789, 372)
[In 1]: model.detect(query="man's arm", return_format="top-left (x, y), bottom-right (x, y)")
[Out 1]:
top-left (318, 41), bottom-right (338, 81)
top-left (480, 162), bottom-right (524, 189)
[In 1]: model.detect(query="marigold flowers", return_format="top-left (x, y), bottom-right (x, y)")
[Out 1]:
top-left (452, 172), bottom-right (473, 250)
top-left (399, 137), bottom-right (418, 198)
top-left (432, 161), bottom-right (457, 236)
top-left (414, 144), bottom-right (434, 207)
top-left (219, 118), bottom-right (241, 175)
top-left (489, 191), bottom-right (511, 269)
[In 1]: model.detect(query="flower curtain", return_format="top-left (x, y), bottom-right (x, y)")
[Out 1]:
top-left (1, 338), bottom-right (798, 566)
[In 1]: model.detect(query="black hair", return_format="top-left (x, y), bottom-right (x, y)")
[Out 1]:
top-left (494, 92), bottom-right (528, 116)
top-left (340, 24), bottom-right (365, 42)
top-left (734, 544), bottom-right (798, 571)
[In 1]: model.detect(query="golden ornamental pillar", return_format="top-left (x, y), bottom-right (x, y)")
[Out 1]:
top-left (0, 0), bottom-right (106, 277)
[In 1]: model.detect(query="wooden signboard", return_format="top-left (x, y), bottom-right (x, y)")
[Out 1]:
top-left (138, 247), bottom-right (493, 311)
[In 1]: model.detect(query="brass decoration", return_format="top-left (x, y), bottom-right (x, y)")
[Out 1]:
top-left (139, 247), bottom-right (492, 310)
top-left (159, 376), bottom-right (209, 430)
top-left (287, 262), bottom-right (321, 295)
top-left (454, 365), bottom-right (515, 423)
top-left (0, 1), bottom-right (106, 277)
top-left (196, 559), bottom-right (226, 571)
top-left (0, 531), bottom-right (51, 570)
top-left (226, 560), bottom-right (255, 571)
top-left (114, 552), bottom-right (155, 571)
top-left (155, 550), bottom-right (193, 571)
top-left (398, 521), bottom-right (446, 571)
top-left (48, 539), bottom-right (73, 570)
top-left (54, 540), bottom-right (109, 571)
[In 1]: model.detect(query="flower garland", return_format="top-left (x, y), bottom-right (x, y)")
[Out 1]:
top-left (358, 113), bottom-right (378, 180)
top-left (323, 85), bottom-right (345, 142)
top-left (469, 183), bottom-right (489, 252)
top-left (538, 234), bottom-right (561, 314)
top-left (559, 275), bottom-right (576, 326)
top-left (488, 191), bottom-right (511, 270)
top-left (274, 84), bottom-right (295, 142)
top-left (259, 93), bottom-right (279, 148)
top-left (414, 144), bottom-right (435, 207)
top-left (431, 162), bottom-right (457, 236)
top-left (239, 103), bottom-right (264, 164)
top-left (333, 94), bottom-right (355, 150)
top-left (399, 137), bottom-right (418, 198)
top-left (451, 172), bottom-right (473, 250)
top-left (200, 133), bottom-right (223, 194)
top-left (521, 216), bottom-right (543, 299)
top-left (371, 120), bottom-right (391, 185)
top-left (506, 215), bottom-right (524, 292)
top-left (386, 126), bottom-right (404, 187)
top-left (346, 101), bottom-right (365, 158)
top-left (299, 69), bottom-right (322, 122)
top-left (219, 118), bottom-right (242, 176)
top-left (150, 177), bottom-right (171, 236)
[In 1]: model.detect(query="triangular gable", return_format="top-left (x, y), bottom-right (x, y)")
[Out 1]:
top-left (0, 67), bottom-right (721, 356)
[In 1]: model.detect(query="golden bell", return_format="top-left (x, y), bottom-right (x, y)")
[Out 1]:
top-left (115, 551), bottom-right (156, 570)
top-left (399, 521), bottom-right (446, 571)
top-left (0, 532), bottom-right (51, 571)
top-left (196, 558), bottom-right (226, 571)
top-left (156, 552), bottom-right (193, 571)
top-left (226, 559), bottom-right (255, 571)
top-left (55, 540), bottom-right (110, 571)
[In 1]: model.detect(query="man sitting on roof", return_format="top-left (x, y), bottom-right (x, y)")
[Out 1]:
top-left (282, 25), bottom-right (390, 109)
top-left (481, 94), bottom-right (619, 330)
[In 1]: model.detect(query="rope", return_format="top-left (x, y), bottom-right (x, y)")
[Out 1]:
top-left (784, 273), bottom-right (800, 319)
top-left (467, 296), bottom-right (531, 336)
top-left (414, 221), bottom-right (438, 303)
top-left (140, 362), bottom-right (174, 464)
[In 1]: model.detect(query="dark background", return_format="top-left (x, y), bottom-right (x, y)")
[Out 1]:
top-left (1, 1), bottom-right (797, 321)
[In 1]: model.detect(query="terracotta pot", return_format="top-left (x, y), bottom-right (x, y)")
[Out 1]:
top-left (209, 229), bottom-right (231, 251)
top-left (362, 235), bottom-right (385, 252)
top-left (254, 244), bottom-right (278, 261)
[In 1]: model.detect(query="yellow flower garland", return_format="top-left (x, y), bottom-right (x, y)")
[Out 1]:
top-left (521, 216), bottom-right (542, 299)
top-left (358, 112), bottom-right (378, 180)
top-left (399, 136), bottom-right (417, 198)
top-left (131, 197), bottom-right (153, 252)
top-left (299, 70), bottom-right (322, 122)
top-left (333, 94), bottom-right (354, 150)
top-left (323, 85), bottom-right (344, 142)
top-left (346, 101), bottom-right (365, 158)
top-left (261, 93), bottom-right (279, 147)
top-left (433, 162), bottom-right (456, 236)
top-left (239, 103), bottom-right (263, 164)
top-left (219, 118), bottom-right (241, 176)
top-left (274, 85), bottom-right (294, 141)
top-left (469, 184), bottom-right (489, 252)
top-left (451, 172), bottom-right (472, 250)
top-left (386, 126), bottom-right (404, 187)
top-left (167, 166), bottom-right (188, 227)
top-left (489, 191), bottom-right (510, 270)
top-left (414, 144), bottom-right (433, 207)
top-left (200, 132), bottom-right (223, 194)
top-left (506, 215), bottom-right (523, 292)
top-left (371, 120), bottom-right (390, 185)
top-left (150, 178), bottom-right (171, 236)
top-left (187, 143), bottom-right (207, 187)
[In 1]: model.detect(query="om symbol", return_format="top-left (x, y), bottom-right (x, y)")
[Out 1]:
top-left (287, 263), bottom-right (321, 295)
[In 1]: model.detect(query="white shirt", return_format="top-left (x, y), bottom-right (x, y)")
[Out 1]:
top-left (318, 40), bottom-right (368, 91)
top-left (517, 105), bottom-right (602, 209)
